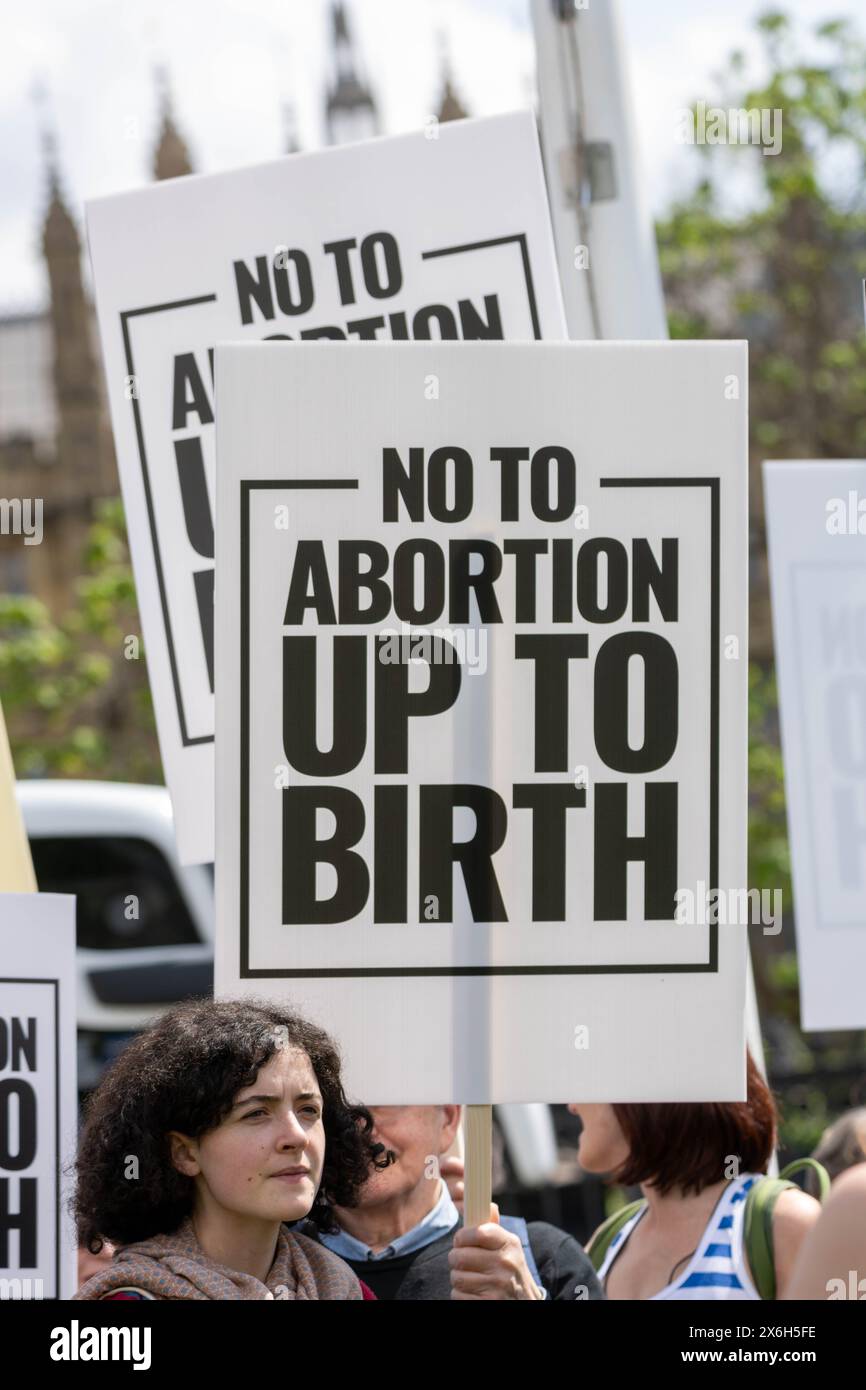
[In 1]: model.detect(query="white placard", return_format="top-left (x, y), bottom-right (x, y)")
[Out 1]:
top-left (0, 893), bottom-right (77, 1299)
top-left (215, 341), bottom-right (748, 1103)
top-left (86, 111), bottom-right (566, 864)
top-left (764, 460), bottom-right (866, 1030)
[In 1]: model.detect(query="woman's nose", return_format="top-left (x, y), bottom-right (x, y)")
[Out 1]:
top-left (276, 1111), bottom-right (308, 1148)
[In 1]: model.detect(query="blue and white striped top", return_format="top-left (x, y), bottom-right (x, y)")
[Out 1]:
top-left (596, 1173), bottom-right (763, 1300)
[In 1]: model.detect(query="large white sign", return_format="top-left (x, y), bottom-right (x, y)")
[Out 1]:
top-left (0, 893), bottom-right (77, 1300)
top-left (764, 460), bottom-right (866, 1030)
top-left (215, 341), bottom-right (748, 1104)
top-left (86, 112), bottom-right (566, 864)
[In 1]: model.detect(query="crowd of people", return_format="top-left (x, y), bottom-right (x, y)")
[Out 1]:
top-left (71, 999), bottom-right (865, 1302)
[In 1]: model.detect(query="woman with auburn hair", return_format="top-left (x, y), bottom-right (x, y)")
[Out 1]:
top-left (573, 1052), bottom-right (821, 1300)
top-left (73, 998), bottom-right (390, 1300)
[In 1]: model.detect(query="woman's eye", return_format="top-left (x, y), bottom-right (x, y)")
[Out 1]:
top-left (243, 1109), bottom-right (267, 1119)
top-left (302, 1107), bottom-right (320, 1118)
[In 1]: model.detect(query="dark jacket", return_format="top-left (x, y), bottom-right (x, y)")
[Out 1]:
top-left (303, 1217), bottom-right (605, 1301)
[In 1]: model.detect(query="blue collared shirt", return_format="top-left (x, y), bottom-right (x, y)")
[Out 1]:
top-left (319, 1180), bottom-right (460, 1262)
top-left (318, 1187), bottom-right (548, 1298)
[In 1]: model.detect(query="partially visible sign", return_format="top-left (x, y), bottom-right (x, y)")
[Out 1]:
top-left (216, 340), bottom-right (748, 1103)
top-left (764, 460), bottom-right (866, 1030)
top-left (0, 702), bottom-right (35, 892)
top-left (86, 111), bottom-right (566, 863)
top-left (0, 893), bottom-right (77, 1299)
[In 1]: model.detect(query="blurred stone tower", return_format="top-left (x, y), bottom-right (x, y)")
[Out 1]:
top-left (41, 133), bottom-right (112, 500)
top-left (0, 132), bottom-right (116, 609)
top-left (435, 36), bottom-right (468, 123)
top-left (325, 1), bottom-right (379, 145)
top-left (153, 67), bottom-right (194, 180)
top-left (0, 79), bottom-right (196, 610)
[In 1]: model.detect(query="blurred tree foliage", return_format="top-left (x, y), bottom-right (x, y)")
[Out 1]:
top-left (0, 498), bottom-right (160, 783)
top-left (659, 10), bottom-right (866, 459)
top-left (657, 8), bottom-right (866, 1151)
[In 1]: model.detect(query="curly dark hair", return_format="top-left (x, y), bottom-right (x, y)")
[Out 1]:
top-left (73, 997), bottom-right (391, 1253)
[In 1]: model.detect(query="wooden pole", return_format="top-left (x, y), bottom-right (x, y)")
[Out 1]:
top-left (463, 1104), bottom-right (493, 1228)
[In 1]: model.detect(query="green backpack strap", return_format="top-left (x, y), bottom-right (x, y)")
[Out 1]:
top-left (778, 1157), bottom-right (831, 1203)
top-left (744, 1160), bottom-right (831, 1300)
top-left (586, 1200), bottom-right (645, 1273)
top-left (743, 1178), bottom-right (789, 1301)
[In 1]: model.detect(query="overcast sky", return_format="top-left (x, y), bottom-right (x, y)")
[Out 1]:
top-left (0, 0), bottom-right (859, 313)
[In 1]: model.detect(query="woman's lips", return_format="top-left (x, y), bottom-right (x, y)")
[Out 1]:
top-left (270, 1169), bottom-right (310, 1183)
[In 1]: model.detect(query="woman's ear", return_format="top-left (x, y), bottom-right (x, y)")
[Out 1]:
top-left (168, 1131), bottom-right (201, 1178)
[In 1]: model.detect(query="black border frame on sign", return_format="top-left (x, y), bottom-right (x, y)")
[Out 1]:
top-left (0, 977), bottom-right (61, 1296)
top-left (119, 233), bottom-right (542, 748)
top-left (237, 476), bottom-right (721, 980)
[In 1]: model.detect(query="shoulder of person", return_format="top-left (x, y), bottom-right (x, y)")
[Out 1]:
top-left (525, 1219), bottom-right (590, 1260)
top-left (825, 1163), bottom-right (866, 1202)
top-left (771, 1186), bottom-right (822, 1244)
top-left (525, 1220), bottom-right (605, 1300)
top-left (782, 1164), bottom-right (866, 1300)
top-left (768, 1185), bottom-right (822, 1294)
top-left (289, 1228), bottom-right (368, 1299)
top-left (290, 1226), bottom-right (347, 1260)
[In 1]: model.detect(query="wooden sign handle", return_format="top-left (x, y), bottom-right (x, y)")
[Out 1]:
top-left (463, 1104), bottom-right (493, 1228)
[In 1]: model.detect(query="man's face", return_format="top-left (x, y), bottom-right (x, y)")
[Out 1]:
top-left (361, 1106), bottom-right (451, 1206)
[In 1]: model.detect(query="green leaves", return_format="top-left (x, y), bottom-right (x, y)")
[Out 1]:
top-left (0, 499), bottom-right (160, 782)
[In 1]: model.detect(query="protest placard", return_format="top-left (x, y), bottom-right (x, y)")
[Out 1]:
top-left (215, 340), bottom-right (748, 1103)
top-left (764, 460), bottom-right (866, 1030)
top-left (0, 702), bottom-right (35, 893)
top-left (86, 111), bottom-right (566, 863)
top-left (0, 893), bottom-right (77, 1299)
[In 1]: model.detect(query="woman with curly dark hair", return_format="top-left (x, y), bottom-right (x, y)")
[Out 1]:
top-left (73, 997), bottom-right (391, 1300)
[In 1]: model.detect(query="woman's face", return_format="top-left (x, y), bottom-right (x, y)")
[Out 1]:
top-left (173, 1045), bottom-right (326, 1226)
top-left (568, 1103), bottom-right (630, 1173)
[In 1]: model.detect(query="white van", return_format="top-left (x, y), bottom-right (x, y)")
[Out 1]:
top-left (17, 780), bottom-right (214, 1090)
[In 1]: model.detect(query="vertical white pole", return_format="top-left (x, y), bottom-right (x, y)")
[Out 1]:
top-left (531, 0), bottom-right (767, 1086)
top-left (531, 0), bottom-right (667, 340)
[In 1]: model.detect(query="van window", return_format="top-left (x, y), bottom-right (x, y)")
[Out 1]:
top-left (29, 836), bottom-right (201, 950)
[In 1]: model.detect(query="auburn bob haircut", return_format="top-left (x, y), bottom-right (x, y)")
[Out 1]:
top-left (610, 1050), bottom-right (777, 1195)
